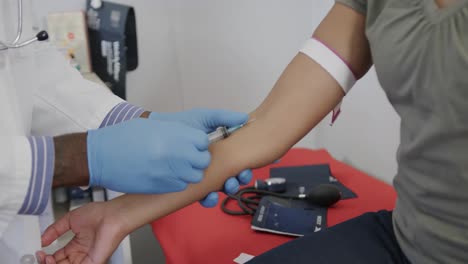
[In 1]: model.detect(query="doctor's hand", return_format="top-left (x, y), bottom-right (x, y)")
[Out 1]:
top-left (87, 118), bottom-right (211, 194)
top-left (149, 109), bottom-right (252, 207)
top-left (36, 202), bottom-right (126, 264)
top-left (199, 169), bottom-right (253, 207)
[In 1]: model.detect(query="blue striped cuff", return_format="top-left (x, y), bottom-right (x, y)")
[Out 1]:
top-left (100, 102), bottom-right (145, 128)
top-left (18, 136), bottom-right (54, 215)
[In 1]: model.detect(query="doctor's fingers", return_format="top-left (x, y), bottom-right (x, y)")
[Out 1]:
top-left (199, 192), bottom-right (219, 208)
top-left (41, 213), bottom-right (72, 246)
top-left (174, 162), bottom-right (205, 184)
top-left (237, 169), bottom-right (253, 185)
top-left (201, 109), bottom-right (249, 131)
top-left (186, 128), bottom-right (210, 151)
top-left (186, 147), bottom-right (211, 170)
top-left (224, 177), bottom-right (240, 194)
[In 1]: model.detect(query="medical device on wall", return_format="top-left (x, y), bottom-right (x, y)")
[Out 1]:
top-left (0, 0), bottom-right (49, 51)
top-left (86, 0), bottom-right (139, 100)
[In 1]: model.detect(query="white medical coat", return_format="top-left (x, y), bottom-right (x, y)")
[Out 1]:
top-left (0, 42), bottom-right (123, 263)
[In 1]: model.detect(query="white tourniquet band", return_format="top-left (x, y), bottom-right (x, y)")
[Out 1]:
top-left (299, 38), bottom-right (357, 124)
top-left (300, 38), bottom-right (356, 93)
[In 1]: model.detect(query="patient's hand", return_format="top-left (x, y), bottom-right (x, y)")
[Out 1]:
top-left (35, 170), bottom-right (252, 263)
top-left (36, 202), bottom-right (128, 264)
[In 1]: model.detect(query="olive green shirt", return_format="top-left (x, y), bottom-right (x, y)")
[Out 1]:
top-left (335, 1), bottom-right (468, 263)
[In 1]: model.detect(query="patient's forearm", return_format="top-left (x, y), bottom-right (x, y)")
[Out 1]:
top-left (111, 54), bottom-right (344, 233)
top-left (110, 3), bottom-right (371, 234)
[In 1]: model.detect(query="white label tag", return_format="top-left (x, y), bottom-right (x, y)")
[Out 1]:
top-left (233, 253), bottom-right (255, 264)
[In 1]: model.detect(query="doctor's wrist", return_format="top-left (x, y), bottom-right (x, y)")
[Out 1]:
top-left (53, 133), bottom-right (90, 188)
top-left (140, 111), bottom-right (151, 118)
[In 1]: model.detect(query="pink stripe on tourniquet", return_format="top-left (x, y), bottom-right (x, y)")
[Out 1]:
top-left (312, 37), bottom-right (359, 80)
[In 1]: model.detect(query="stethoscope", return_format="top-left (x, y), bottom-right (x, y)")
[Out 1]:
top-left (0, 0), bottom-right (49, 51)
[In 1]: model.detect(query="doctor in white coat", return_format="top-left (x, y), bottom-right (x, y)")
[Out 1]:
top-left (0, 1), bottom-right (251, 263)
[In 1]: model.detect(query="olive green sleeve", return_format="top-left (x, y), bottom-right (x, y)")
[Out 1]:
top-left (335, 0), bottom-right (367, 15)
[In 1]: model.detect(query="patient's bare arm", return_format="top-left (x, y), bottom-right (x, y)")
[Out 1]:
top-left (39, 5), bottom-right (372, 264)
top-left (109, 3), bottom-right (372, 234)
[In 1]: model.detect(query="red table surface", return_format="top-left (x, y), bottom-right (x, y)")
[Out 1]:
top-left (151, 148), bottom-right (397, 264)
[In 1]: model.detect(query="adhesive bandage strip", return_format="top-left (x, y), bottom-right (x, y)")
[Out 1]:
top-left (299, 38), bottom-right (357, 124)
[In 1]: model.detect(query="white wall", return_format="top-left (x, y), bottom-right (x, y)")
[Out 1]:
top-left (172, 0), bottom-right (334, 148)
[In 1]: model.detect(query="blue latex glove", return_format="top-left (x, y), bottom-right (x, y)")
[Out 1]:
top-left (199, 169), bottom-right (253, 208)
top-left (87, 118), bottom-right (211, 194)
top-left (150, 109), bottom-right (252, 207)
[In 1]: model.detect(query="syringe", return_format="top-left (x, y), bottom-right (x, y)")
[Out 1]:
top-left (208, 119), bottom-right (255, 144)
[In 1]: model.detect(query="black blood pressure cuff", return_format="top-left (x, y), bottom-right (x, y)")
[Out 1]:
top-left (270, 164), bottom-right (357, 199)
top-left (250, 164), bottom-right (356, 236)
top-left (86, 1), bottom-right (138, 99)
